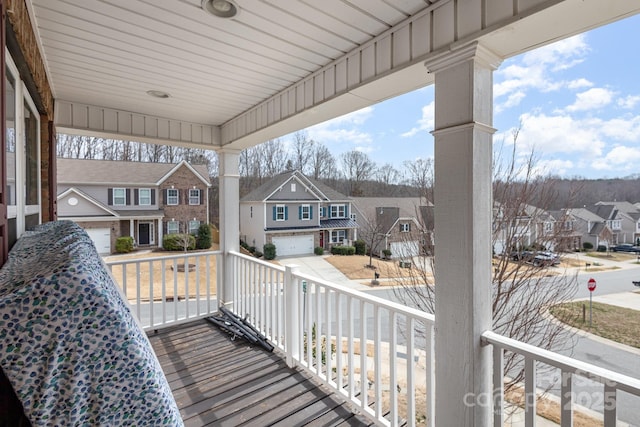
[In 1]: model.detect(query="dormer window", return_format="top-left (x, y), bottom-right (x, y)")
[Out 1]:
top-left (400, 223), bottom-right (411, 232)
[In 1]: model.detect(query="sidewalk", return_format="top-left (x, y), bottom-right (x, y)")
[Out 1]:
top-left (277, 255), bottom-right (370, 291)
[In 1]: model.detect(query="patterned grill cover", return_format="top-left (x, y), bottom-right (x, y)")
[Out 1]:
top-left (0, 221), bottom-right (183, 426)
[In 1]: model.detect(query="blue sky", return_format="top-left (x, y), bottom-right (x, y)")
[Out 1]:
top-left (290, 14), bottom-right (640, 180)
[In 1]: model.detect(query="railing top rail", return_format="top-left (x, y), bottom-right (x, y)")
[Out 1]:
top-left (105, 250), bottom-right (222, 266)
top-left (482, 330), bottom-right (640, 396)
top-left (229, 251), bottom-right (286, 273)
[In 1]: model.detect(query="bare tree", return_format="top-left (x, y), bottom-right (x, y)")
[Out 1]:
top-left (340, 150), bottom-right (376, 196)
top-left (260, 138), bottom-right (289, 178)
top-left (290, 131), bottom-right (315, 174)
top-left (403, 158), bottom-right (434, 203)
top-left (393, 129), bottom-right (578, 392)
top-left (310, 143), bottom-right (337, 180)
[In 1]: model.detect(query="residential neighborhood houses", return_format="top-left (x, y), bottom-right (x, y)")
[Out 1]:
top-left (55, 158), bottom-right (640, 259)
top-left (56, 158), bottom-right (211, 254)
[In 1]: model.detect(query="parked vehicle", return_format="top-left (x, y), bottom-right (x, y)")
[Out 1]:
top-left (610, 243), bottom-right (640, 253)
top-left (511, 250), bottom-right (560, 267)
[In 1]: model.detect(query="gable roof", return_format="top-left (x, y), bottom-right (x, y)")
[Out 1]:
top-left (596, 201), bottom-right (640, 214)
top-left (566, 207), bottom-right (604, 222)
top-left (587, 204), bottom-right (619, 221)
top-left (57, 158), bottom-right (211, 186)
top-left (240, 170), bottom-right (349, 202)
top-left (351, 197), bottom-right (428, 234)
top-left (57, 187), bottom-right (118, 217)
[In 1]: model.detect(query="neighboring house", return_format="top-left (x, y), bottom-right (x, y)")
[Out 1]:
top-left (492, 203), bottom-right (558, 254)
top-left (57, 158), bottom-right (211, 254)
top-left (351, 197), bottom-right (430, 259)
top-left (587, 204), bottom-right (624, 245)
top-left (559, 208), bottom-right (613, 250)
top-left (239, 171), bottom-right (357, 257)
top-left (595, 201), bottom-right (640, 244)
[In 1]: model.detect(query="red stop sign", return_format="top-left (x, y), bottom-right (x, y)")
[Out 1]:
top-left (588, 278), bottom-right (596, 292)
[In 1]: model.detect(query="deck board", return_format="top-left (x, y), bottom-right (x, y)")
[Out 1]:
top-left (148, 319), bottom-right (372, 427)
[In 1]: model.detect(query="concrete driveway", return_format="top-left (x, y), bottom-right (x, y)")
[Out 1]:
top-left (276, 255), bottom-right (369, 291)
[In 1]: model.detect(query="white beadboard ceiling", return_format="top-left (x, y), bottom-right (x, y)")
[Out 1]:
top-left (27, 0), bottom-right (640, 147)
top-left (30, 0), bottom-right (439, 126)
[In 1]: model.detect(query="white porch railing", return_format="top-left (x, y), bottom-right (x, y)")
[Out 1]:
top-left (105, 251), bottom-right (221, 330)
top-left (229, 251), bottom-right (436, 427)
top-left (483, 330), bottom-right (640, 427)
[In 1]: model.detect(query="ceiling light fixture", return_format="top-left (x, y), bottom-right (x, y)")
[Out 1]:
top-left (146, 90), bottom-right (171, 99)
top-left (202, 0), bottom-right (239, 18)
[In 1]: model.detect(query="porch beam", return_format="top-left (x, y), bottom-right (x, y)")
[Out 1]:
top-left (427, 42), bottom-right (501, 426)
top-left (218, 148), bottom-right (240, 309)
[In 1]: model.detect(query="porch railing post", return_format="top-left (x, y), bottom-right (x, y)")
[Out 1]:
top-left (284, 264), bottom-right (300, 368)
top-left (218, 149), bottom-right (240, 311)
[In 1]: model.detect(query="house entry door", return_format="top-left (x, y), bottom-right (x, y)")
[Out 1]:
top-left (138, 223), bottom-right (151, 245)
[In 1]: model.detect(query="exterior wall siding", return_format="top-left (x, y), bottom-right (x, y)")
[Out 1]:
top-left (160, 165), bottom-right (208, 233)
top-left (265, 202), bottom-right (320, 229)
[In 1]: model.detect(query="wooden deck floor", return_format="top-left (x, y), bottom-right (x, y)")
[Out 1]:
top-left (148, 319), bottom-right (373, 427)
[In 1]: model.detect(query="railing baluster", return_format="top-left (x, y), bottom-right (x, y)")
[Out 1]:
top-left (603, 383), bottom-right (617, 427)
top-left (347, 295), bottom-right (355, 401)
top-left (172, 258), bottom-right (178, 322)
top-left (406, 317), bottom-right (415, 427)
top-left (161, 259), bottom-right (166, 324)
top-left (493, 345), bottom-right (504, 427)
top-left (336, 292), bottom-right (343, 392)
top-left (195, 256), bottom-right (200, 317)
top-left (316, 283), bottom-right (323, 378)
top-left (135, 262), bottom-right (141, 324)
top-left (525, 357), bottom-right (536, 427)
top-left (360, 300), bottom-right (368, 410)
top-left (184, 254), bottom-right (189, 320)
top-left (373, 305), bottom-right (382, 422)
top-left (148, 261), bottom-right (154, 328)
top-left (390, 312), bottom-right (398, 427)
top-left (425, 320), bottom-right (435, 427)
top-left (326, 288), bottom-right (332, 386)
top-left (560, 371), bottom-right (572, 427)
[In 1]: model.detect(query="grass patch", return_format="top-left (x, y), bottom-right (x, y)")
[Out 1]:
top-left (550, 301), bottom-right (640, 348)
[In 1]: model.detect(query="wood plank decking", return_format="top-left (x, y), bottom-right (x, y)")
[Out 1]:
top-left (148, 319), bottom-right (373, 427)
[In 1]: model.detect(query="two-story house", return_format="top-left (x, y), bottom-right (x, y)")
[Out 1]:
top-left (595, 201), bottom-right (640, 244)
top-left (587, 204), bottom-right (625, 245)
top-left (240, 171), bottom-right (357, 257)
top-left (556, 207), bottom-right (613, 250)
top-left (351, 197), bottom-right (430, 259)
top-left (57, 158), bottom-right (211, 253)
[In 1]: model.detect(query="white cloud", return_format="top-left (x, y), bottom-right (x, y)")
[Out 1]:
top-left (567, 78), bottom-right (593, 90)
top-left (564, 87), bottom-right (614, 112)
top-left (618, 95), bottom-right (640, 109)
top-left (401, 102), bottom-right (434, 137)
top-left (306, 106), bottom-right (375, 151)
top-left (591, 145), bottom-right (640, 172)
top-left (534, 158), bottom-right (575, 177)
top-left (496, 91), bottom-right (526, 113)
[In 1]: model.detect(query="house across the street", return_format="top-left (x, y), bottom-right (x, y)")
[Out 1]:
top-left (240, 170), bottom-right (357, 257)
top-left (57, 158), bottom-right (211, 254)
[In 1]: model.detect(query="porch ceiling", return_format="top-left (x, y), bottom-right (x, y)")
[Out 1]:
top-left (26, 0), bottom-right (640, 149)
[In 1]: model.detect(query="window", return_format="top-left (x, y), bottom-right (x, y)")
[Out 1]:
top-left (167, 189), bottom-right (179, 205)
top-left (563, 220), bottom-right (573, 231)
top-left (291, 183), bottom-right (296, 192)
top-left (330, 204), bottom-right (346, 218)
top-left (608, 219), bottom-right (621, 230)
top-left (400, 223), bottom-right (410, 232)
top-left (189, 189), bottom-right (200, 205)
top-left (350, 213), bottom-right (356, 221)
top-left (167, 220), bottom-right (179, 234)
top-left (320, 207), bottom-right (326, 217)
top-left (5, 54), bottom-right (42, 249)
top-left (275, 205), bottom-right (286, 221)
top-left (189, 220), bottom-right (200, 234)
top-left (113, 188), bottom-right (126, 206)
top-left (330, 230), bottom-right (346, 243)
top-left (138, 188), bottom-right (151, 205)
top-left (300, 205), bottom-right (311, 220)
top-left (544, 222), bottom-right (553, 234)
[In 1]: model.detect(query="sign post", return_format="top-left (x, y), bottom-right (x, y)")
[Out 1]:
top-left (587, 278), bottom-right (596, 327)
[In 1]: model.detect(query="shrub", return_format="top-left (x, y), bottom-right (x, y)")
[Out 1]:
top-left (240, 240), bottom-right (250, 250)
top-left (314, 246), bottom-right (324, 256)
top-left (253, 250), bottom-right (263, 258)
top-left (597, 245), bottom-right (607, 252)
top-left (582, 242), bottom-right (593, 251)
top-left (354, 239), bottom-right (365, 255)
top-left (115, 236), bottom-right (133, 254)
top-left (248, 246), bottom-right (256, 254)
top-left (163, 234), bottom-right (196, 251)
top-left (331, 245), bottom-right (355, 255)
top-left (382, 249), bottom-right (392, 259)
top-left (196, 224), bottom-right (212, 249)
top-left (263, 243), bottom-right (276, 260)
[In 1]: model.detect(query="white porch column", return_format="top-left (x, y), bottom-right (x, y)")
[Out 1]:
top-left (218, 148), bottom-right (241, 309)
top-left (129, 219), bottom-right (134, 240)
top-left (158, 219), bottom-right (163, 248)
top-left (425, 42), bottom-right (501, 427)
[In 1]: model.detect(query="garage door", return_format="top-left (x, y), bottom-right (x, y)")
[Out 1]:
top-left (271, 235), bottom-right (314, 257)
top-left (86, 228), bottom-right (111, 254)
top-left (390, 241), bottom-right (420, 259)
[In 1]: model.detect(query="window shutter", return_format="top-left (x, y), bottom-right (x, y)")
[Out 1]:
top-left (298, 206), bottom-right (302, 219)
top-left (284, 206), bottom-right (289, 220)
top-left (126, 189), bottom-right (131, 205)
top-left (151, 189), bottom-right (156, 205)
top-left (162, 189), bottom-right (166, 205)
top-left (200, 189), bottom-right (204, 205)
top-left (408, 223), bottom-right (411, 231)
top-left (310, 206), bottom-right (313, 219)
top-left (108, 188), bottom-right (113, 205)
top-left (273, 206), bottom-right (276, 220)
top-left (134, 189), bottom-right (139, 205)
